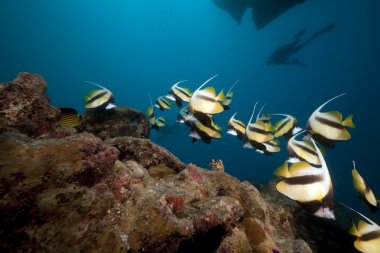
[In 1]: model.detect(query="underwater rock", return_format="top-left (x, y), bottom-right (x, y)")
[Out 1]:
top-left (80, 106), bottom-right (150, 139)
top-left (217, 227), bottom-right (252, 253)
top-left (105, 136), bottom-right (186, 173)
top-left (0, 72), bottom-right (59, 137)
top-left (0, 129), bottom-right (310, 253)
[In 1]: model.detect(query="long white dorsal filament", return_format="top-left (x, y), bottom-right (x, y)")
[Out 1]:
top-left (84, 81), bottom-right (110, 92)
top-left (194, 74), bottom-right (219, 93)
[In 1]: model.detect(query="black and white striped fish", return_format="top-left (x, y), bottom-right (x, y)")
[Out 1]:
top-left (275, 139), bottom-right (335, 219)
top-left (222, 80), bottom-right (238, 110)
top-left (342, 203), bottom-right (380, 253)
top-left (287, 130), bottom-right (321, 167)
top-left (244, 102), bottom-right (275, 146)
top-left (177, 106), bottom-right (189, 124)
top-left (227, 112), bottom-right (245, 140)
top-left (166, 80), bottom-right (192, 107)
top-left (352, 161), bottom-right (379, 212)
top-left (189, 75), bottom-right (225, 115)
top-left (307, 93), bottom-right (355, 147)
top-left (83, 81), bottom-right (116, 109)
top-left (155, 96), bottom-right (172, 111)
top-left (188, 112), bottom-right (222, 144)
top-left (272, 113), bottom-right (301, 139)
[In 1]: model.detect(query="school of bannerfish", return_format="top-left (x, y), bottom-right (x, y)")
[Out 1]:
top-left (56, 77), bottom-right (379, 253)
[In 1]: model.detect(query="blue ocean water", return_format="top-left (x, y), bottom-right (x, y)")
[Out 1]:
top-left (1, 0), bottom-right (379, 220)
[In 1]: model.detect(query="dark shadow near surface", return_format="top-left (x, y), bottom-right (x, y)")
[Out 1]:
top-left (267, 23), bottom-right (336, 67)
top-left (211, 0), bottom-right (306, 30)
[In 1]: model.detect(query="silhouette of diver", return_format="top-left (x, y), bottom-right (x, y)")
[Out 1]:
top-left (267, 23), bottom-right (335, 66)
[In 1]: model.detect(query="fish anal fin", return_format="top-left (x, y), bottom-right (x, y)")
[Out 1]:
top-left (337, 129), bottom-right (352, 140)
top-left (343, 114), bottom-right (355, 128)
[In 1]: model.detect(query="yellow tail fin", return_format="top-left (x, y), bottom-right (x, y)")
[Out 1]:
top-left (343, 114), bottom-right (355, 128)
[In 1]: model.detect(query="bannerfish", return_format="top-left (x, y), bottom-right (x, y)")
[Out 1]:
top-left (155, 117), bottom-right (167, 129)
top-left (258, 139), bottom-right (281, 155)
top-left (189, 75), bottom-right (225, 115)
top-left (227, 112), bottom-right (246, 140)
top-left (307, 93), bottom-right (355, 147)
top-left (244, 103), bottom-right (275, 146)
top-left (83, 81), bottom-right (116, 109)
top-left (166, 80), bottom-right (192, 107)
top-left (287, 130), bottom-right (321, 167)
top-left (275, 139), bottom-right (335, 219)
top-left (350, 220), bottom-right (380, 253)
top-left (189, 113), bottom-right (222, 143)
top-left (155, 96), bottom-right (172, 111)
top-left (342, 203), bottom-right (380, 253)
top-left (272, 113), bottom-right (302, 139)
top-left (257, 113), bottom-right (271, 123)
top-left (352, 161), bottom-right (379, 212)
top-left (57, 107), bottom-right (82, 127)
top-left (177, 106), bottom-right (189, 124)
top-left (222, 79), bottom-right (238, 110)
top-left (146, 95), bottom-right (159, 130)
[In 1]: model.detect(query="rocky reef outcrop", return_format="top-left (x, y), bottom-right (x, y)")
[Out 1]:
top-left (0, 72), bottom-right (59, 137)
top-left (79, 107), bottom-right (150, 139)
top-left (0, 73), bottom-right (356, 253)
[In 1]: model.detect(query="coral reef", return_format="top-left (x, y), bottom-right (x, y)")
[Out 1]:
top-left (0, 72), bottom-right (59, 137)
top-left (0, 73), bottom-right (357, 252)
top-left (80, 107), bottom-right (150, 139)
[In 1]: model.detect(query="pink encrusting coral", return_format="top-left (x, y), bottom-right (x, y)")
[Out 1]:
top-left (164, 195), bottom-right (185, 214)
top-left (186, 163), bottom-right (203, 184)
top-left (75, 135), bottom-right (120, 186)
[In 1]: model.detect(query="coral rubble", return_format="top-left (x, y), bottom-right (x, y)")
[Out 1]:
top-left (0, 73), bottom-right (356, 252)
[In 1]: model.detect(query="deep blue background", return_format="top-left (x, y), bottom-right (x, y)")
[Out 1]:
top-left (1, 0), bottom-right (380, 220)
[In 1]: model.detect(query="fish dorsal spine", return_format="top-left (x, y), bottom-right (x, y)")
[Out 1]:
top-left (314, 93), bottom-right (347, 114)
top-left (194, 74), bottom-right (219, 94)
top-left (172, 80), bottom-right (188, 88)
top-left (227, 80), bottom-right (239, 94)
top-left (84, 81), bottom-right (110, 92)
top-left (246, 101), bottom-right (259, 131)
top-left (256, 103), bottom-right (267, 122)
